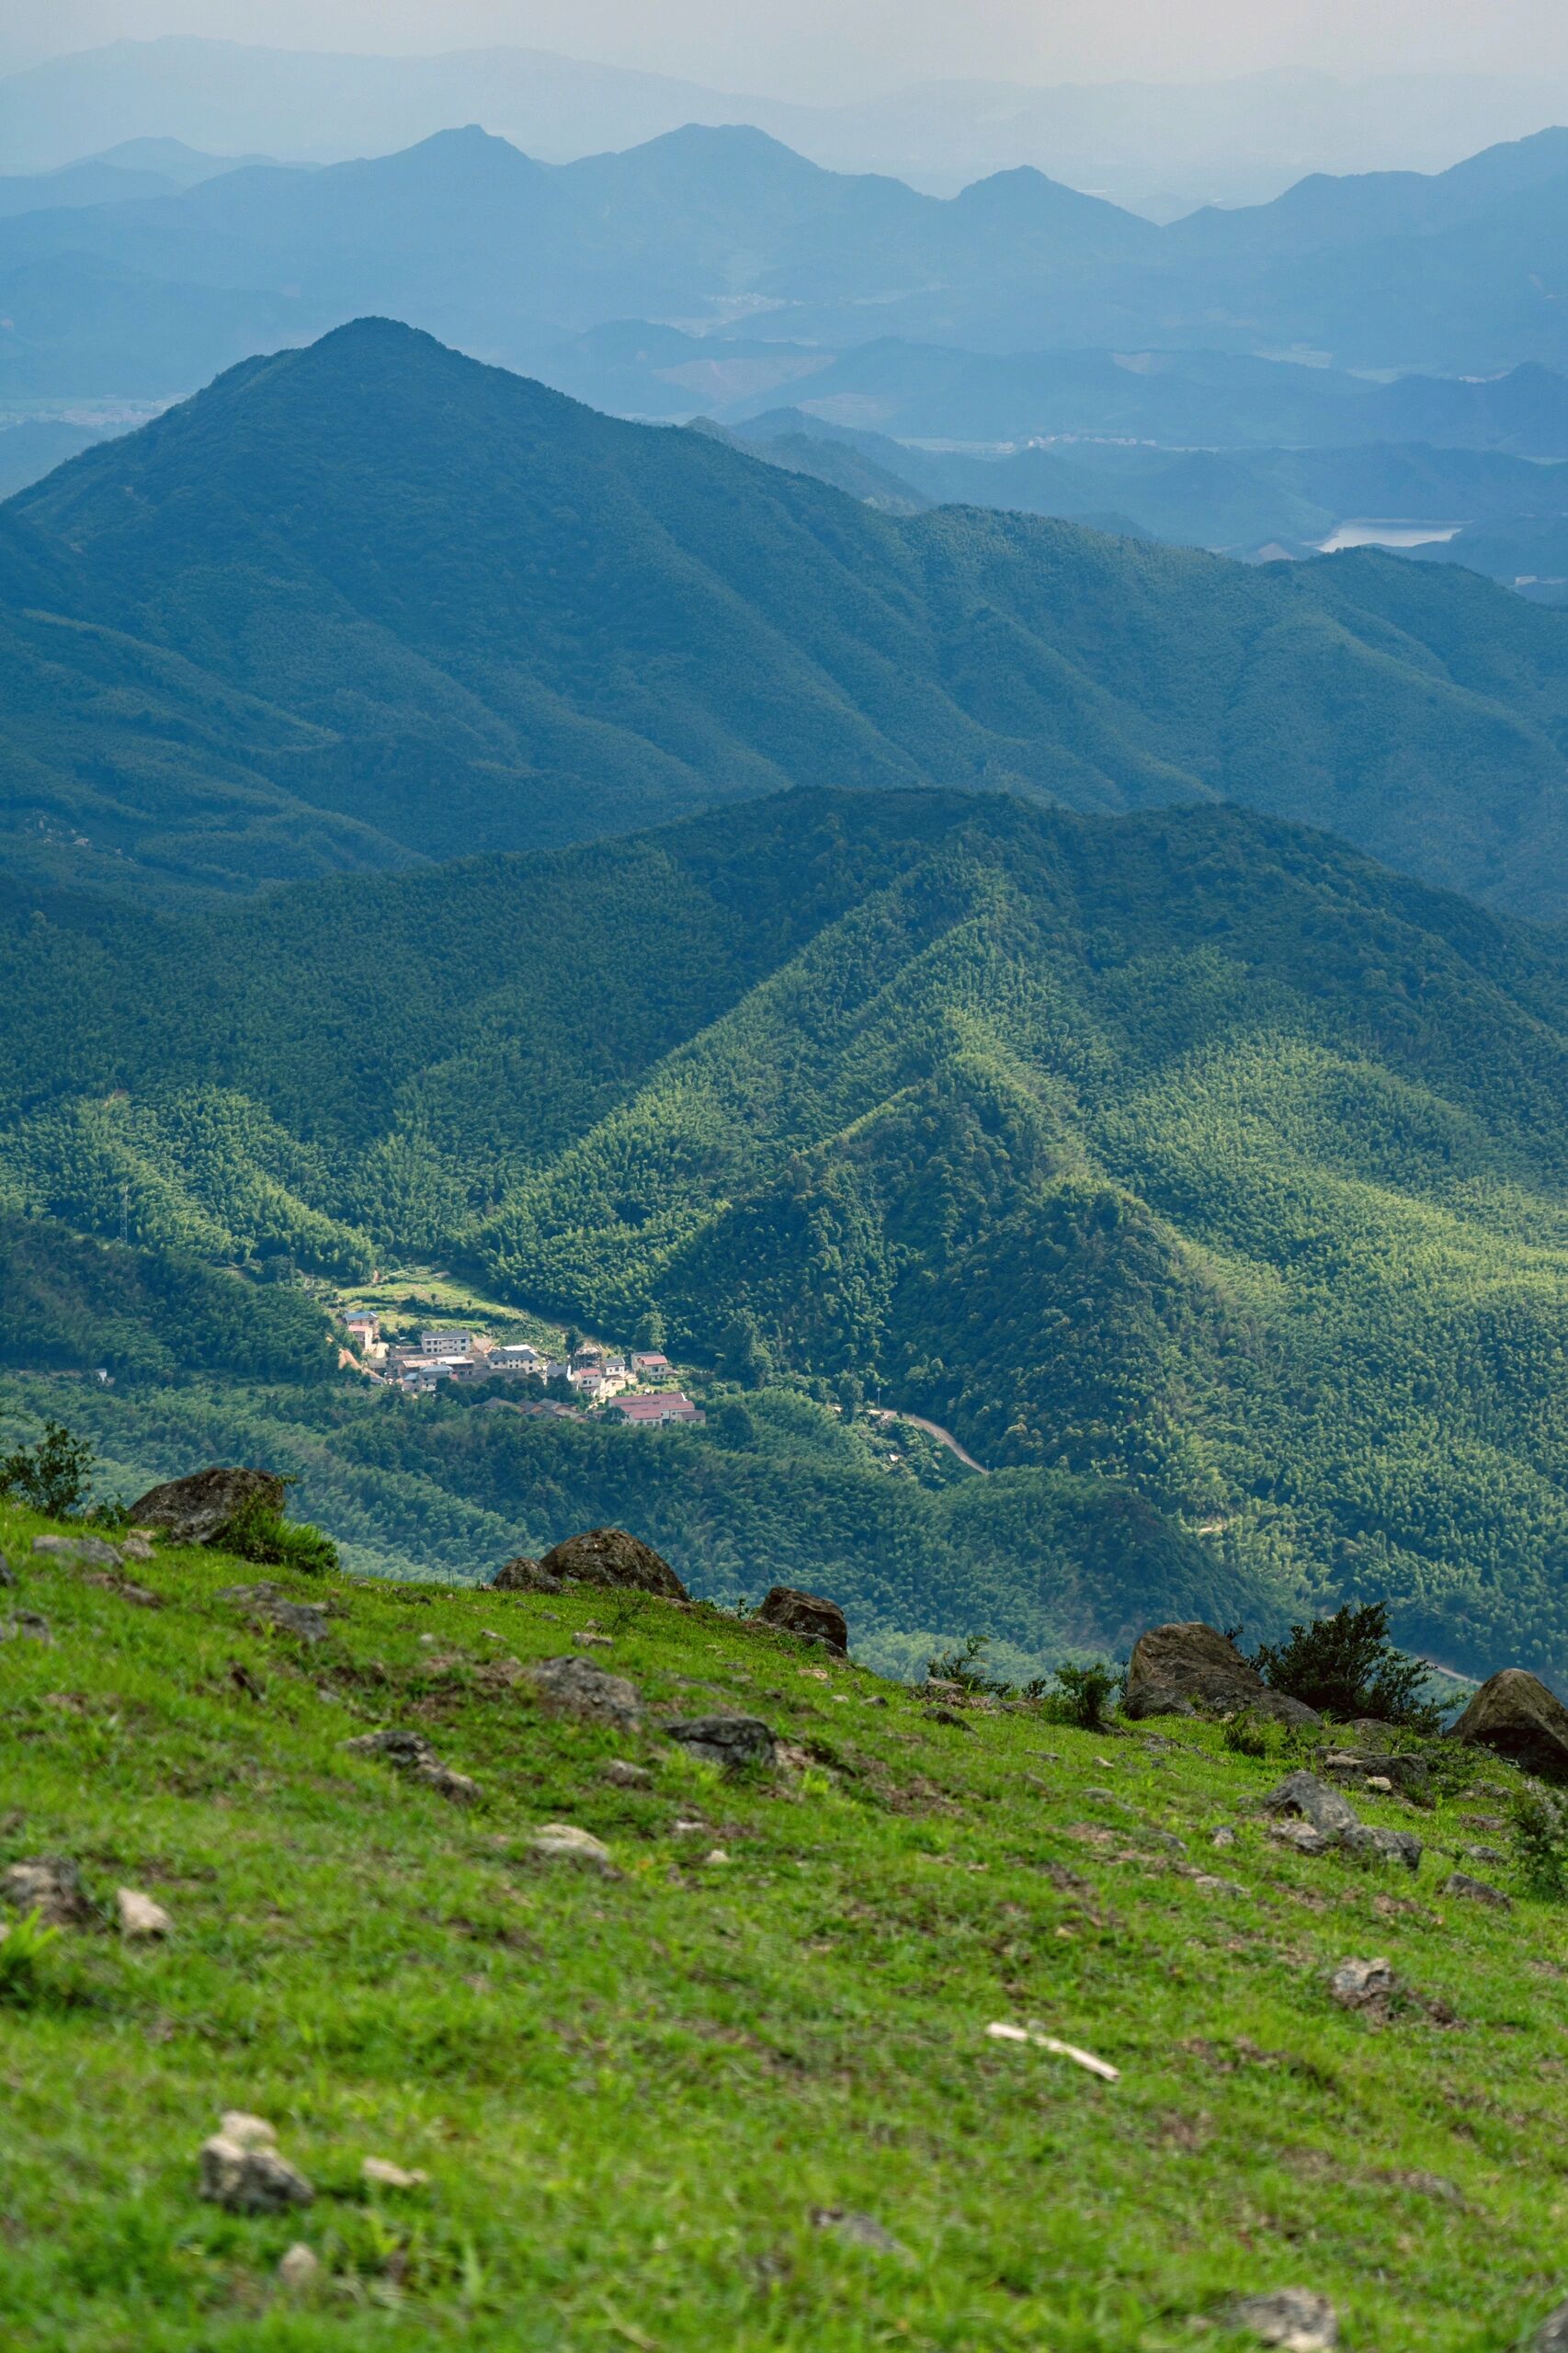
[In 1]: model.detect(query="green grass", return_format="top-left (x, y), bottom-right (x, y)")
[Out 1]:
top-left (1, 1495), bottom-right (1563, 2349)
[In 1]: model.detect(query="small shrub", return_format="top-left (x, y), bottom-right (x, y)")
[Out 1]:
top-left (1252, 1602), bottom-right (1442, 1732)
top-left (216, 1492), bottom-right (339, 1577)
top-left (1222, 1708), bottom-right (1280, 1759)
top-left (1045, 1661), bottom-right (1124, 1731)
top-left (1511, 1786), bottom-right (1568, 1898)
top-left (0, 1421), bottom-right (95, 1518)
top-left (926, 1634), bottom-right (1014, 1698)
top-left (0, 1910), bottom-right (62, 2006)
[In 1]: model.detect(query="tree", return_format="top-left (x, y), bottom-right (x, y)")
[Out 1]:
top-left (1253, 1603), bottom-right (1440, 1731)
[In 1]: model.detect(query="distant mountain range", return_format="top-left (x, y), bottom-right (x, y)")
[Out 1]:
top-left (8, 119), bottom-right (1568, 405)
top-left (3, 319), bottom-right (1568, 916)
top-left (8, 38), bottom-right (1568, 214)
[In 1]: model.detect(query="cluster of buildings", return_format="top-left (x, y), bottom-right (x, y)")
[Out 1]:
top-left (342, 1313), bottom-right (702, 1424)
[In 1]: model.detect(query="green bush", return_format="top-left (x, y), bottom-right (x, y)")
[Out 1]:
top-left (1511, 1787), bottom-right (1568, 1898)
top-left (215, 1490), bottom-right (339, 1578)
top-left (1045, 1661), bottom-right (1124, 1731)
top-left (0, 1420), bottom-right (95, 1518)
top-left (1252, 1603), bottom-right (1442, 1732)
top-left (0, 1911), bottom-right (63, 2007)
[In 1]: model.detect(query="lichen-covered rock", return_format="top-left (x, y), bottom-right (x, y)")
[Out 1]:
top-left (1263, 1771), bottom-right (1361, 1837)
top-left (199, 2118), bottom-right (313, 2213)
top-left (1529, 2297), bottom-right (1568, 2351)
top-left (537, 1528), bottom-right (688, 1600)
top-left (1226, 2287), bottom-right (1338, 2349)
top-left (3, 1858), bottom-right (97, 1927)
top-left (1122, 1622), bottom-right (1319, 1726)
top-left (1442, 1870), bottom-right (1511, 1909)
top-left (1452, 1668), bottom-right (1568, 1783)
top-left (491, 1554), bottom-right (562, 1593)
top-left (32, 1533), bottom-right (122, 1568)
top-left (524, 1654), bottom-right (642, 1729)
top-left (130, 1466), bottom-right (285, 1547)
top-left (754, 1585), bottom-right (848, 1654)
top-left (528, 1823), bottom-right (614, 1870)
top-left (219, 1583), bottom-right (333, 1645)
top-left (663, 1714), bottom-right (778, 1771)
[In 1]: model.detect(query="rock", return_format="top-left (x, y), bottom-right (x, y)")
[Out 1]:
top-left (278, 2243), bottom-right (321, 2290)
top-left (1461, 1842), bottom-right (1506, 1864)
top-left (573, 1631), bottom-right (615, 1647)
top-left (528, 1823), bottom-right (614, 1870)
top-left (199, 2127), bottom-right (313, 2215)
top-left (599, 1759), bottom-right (652, 1789)
top-left (117, 1887), bottom-right (172, 1938)
top-left (1346, 1719), bottom-right (1394, 1751)
top-left (219, 1583), bottom-right (331, 1644)
top-left (1328, 1956), bottom-right (1395, 2012)
top-left (1341, 1824), bottom-right (1423, 1871)
top-left (754, 1585), bottom-right (848, 1655)
top-left (1528, 2298), bottom-right (1568, 2351)
top-left (1270, 1821), bottom-right (1337, 1857)
top-left (362, 2156), bottom-right (427, 2189)
top-left (663, 1714), bottom-right (778, 1772)
top-left (220, 2110), bottom-right (278, 2150)
top-left (1453, 1669), bottom-right (1568, 1783)
top-left (537, 1527), bottom-right (688, 1601)
top-left (84, 1573), bottom-right (164, 1608)
top-left (32, 1533), bottom-right (121, 1568)
top-left (130, 1466), bottom-right (286, 1548)
top-left (1225, 2288), bottom-right (1338, 2350)
top-left (524, 1654), bottom-right (642, 1729)
top-left (808, 2207), bottom-right (910, 2256)
top-left (0, 1552), bottom-right (13, 1586)
top-left (1192, 1873), bottom-right (1248, 1896)
top-left (120, 1535), bottom-right (155, 1563)
top-left (0, 1611), bottom-right (51, 1644)
top-left (3, 1858), bottom-right (96, 1927)
top-left (1263, 1772), bottom-right (1361, 1838)
top-left (1211, 1826), bottom-right (1238, 1849)
top-left (1442, 1870), bottom-right (1512, 1910)
top-left (344, 1727), bottom-right (478, 1800)
top-left (1122, 1622), bottom-right (1319, 1726)
top-left (490, 1554), bottom-right (562, 1593)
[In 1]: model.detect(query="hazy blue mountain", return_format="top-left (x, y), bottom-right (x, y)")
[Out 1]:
top-left (5, 320), bottom-right (1568, 915)
top-left (0, 159), bottom-right (182, 218)
top-left (82, 137), bottom-right (282, 187)
top-left (0, 253), bottom-right (320, 397)
top-left (7, 36), bottom-right (1568, 215)
top-left (733, 409), bottom-right (1568, 570)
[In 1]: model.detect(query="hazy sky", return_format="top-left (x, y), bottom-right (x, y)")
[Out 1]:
top-left (16, 0), bottom-right (1568, 101)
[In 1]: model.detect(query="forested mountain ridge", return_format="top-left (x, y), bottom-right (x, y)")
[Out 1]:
top-left (5, 786), bottom-right (1568, 1677)
top-left (6, 318), bottom-right (1568, 912)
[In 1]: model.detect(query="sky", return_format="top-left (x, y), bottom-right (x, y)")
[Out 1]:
top-left (13, 0), bottom-right (1568, 101)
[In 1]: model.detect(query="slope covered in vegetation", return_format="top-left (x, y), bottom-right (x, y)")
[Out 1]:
top-left (0, 1491), bottom-right (1563, 2351)
top-left (3, 787), bottom-right (1567, 1676)
top-left (5, 320), bottom-right (1568, 911)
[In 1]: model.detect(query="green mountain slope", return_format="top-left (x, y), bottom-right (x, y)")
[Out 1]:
top-left (6, 319), bottom-right (1568, 913)
top-left (6, 787), bottom-right (1568, 1675)
top-left (4, 1495), bottom-right (1562, 2351)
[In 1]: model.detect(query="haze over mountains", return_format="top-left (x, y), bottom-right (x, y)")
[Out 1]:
top-left (12, 39), bottom-right (1568, 212)
top-left (6, 318), bottom-right (1568, 915)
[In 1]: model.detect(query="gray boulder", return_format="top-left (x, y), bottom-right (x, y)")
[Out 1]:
top-left (1123, 1622), bottom-right (1319, 1726)
top-left (32, 1533), bottom-right (121, 1568)
top-left (219, 1583), bottom-right (331, 1645)
top-left (491, 1554), bottom-right (562, 1593)
top-left (1442, 1870), bottom-right (1511, 1910)
top-left (343, 1728), bottom-right (479, 1802)
top-left (754, 1586), bottom-right (848, 1655)
top-left (4, 1858), bottom-right (97, 1927)
top-left (664, 1715), bottom-right (778, 1772)
top-left (524, 1654), bottom-right (643, 1730)
top-left (537, 1527), bottom-right (688, 1600)
top-left (1528, 2298), bottom-right (1568, 2351)
top-left (1225, 2288), bottom-right (1337, 2348)
top-left (1341, 1824), bottom-right (1423, 1872)
top-left (1452, 1669), bottom-right (1568, 1784)
top-left (130, 1466), bottom-right (284, 1547)
top-left (1264, 1772), bottom-right (1361, 1837)
top-left (199, 2114), bottom-right (313, 2214)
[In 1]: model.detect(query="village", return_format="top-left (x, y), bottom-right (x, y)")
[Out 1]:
top-left (339, 1311), bottom-right (705, 1427)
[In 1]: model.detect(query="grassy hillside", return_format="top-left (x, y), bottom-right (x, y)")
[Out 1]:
top-left (0, 1370), bottom-right (1255, 1681)
top-left (6, 320), bottom-right (1568, 912)
top-left (5, 789), bottom-right (1568, 1675)
top-left (1, 1490), bottom-right (1563, 2350)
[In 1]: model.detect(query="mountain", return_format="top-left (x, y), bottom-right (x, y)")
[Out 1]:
top-left (0, 419), bottom-right (112, 500)
top-left (6, 319), bottom-right (1568, 915)
top-left (733, 410), bottom-right (1568, 573)
top-left (6, 783), bottom-right (1568, 1679)
top-left (8, 35), bottom-right (1568, 212)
